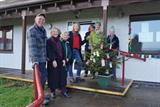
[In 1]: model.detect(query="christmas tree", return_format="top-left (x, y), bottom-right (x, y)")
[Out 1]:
top-left (86, 37), bottom-right (121, 77)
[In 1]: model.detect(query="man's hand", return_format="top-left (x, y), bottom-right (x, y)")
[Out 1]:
top-left (32, 62), bottom-right (38, 69)
top-left (53, 60), bottom-right (57, 68)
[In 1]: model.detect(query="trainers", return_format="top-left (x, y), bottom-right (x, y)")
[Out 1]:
top-left (61, 92), bottom-right (71, 98)
top-left (73, 77), bottom-right (85, 83)
top-left (78, 78), bottom-right (85, 82)
top-left (84, 74), bottom-right (88, 77)
top-left (42, 98), bottom-right (50, 105)
top-left (51, 92), bottom-right (56, 99)
top-left (69, 78), bottom-right (75, 83)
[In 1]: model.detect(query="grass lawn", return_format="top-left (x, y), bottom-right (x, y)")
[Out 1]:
top-left (0, 78), bottom-right (34, 107)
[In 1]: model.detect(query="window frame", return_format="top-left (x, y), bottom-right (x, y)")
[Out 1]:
top-left (129, 13), bottom-right (160, 55)
top-left (0, 25), bottom-right (14, 53)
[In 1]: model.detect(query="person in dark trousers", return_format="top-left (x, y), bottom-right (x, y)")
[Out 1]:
top-left (60, 32), bottom-right (74, 83)
top-left (106, 26), bottom-right (119, 80)
top-left (82, 25), bottom-right (95, 77)
top-left (47, 27), bottom-right (70, 98)
top-left (27, 13), bottom-right (49, 105)
top-left (68, 22), bottom-right (85, 83)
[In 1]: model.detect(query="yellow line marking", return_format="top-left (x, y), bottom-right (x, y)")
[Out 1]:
top-left (0, 72), bottom-right (13, 75)
top-left (67, 85), bottom-right (123, 96)
top-left (0, 75), bottom-right (33, 83)
top-left (122, 80), bottom-right (133, 96)
top-left (0, 75), bottom-right (133, 96)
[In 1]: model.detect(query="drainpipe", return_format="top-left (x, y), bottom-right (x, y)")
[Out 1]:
top-left (21, 10), bottom-right (27, 74)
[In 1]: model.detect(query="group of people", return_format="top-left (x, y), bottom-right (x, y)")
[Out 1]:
top-left (27, 13), bottom-right (119, 105)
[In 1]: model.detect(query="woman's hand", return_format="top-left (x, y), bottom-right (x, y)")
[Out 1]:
top-left (63, 60), bottom-right (66, 67)
top-left (52, 60), bottom-right (57, 68)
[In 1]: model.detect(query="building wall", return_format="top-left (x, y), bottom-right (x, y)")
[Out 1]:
top-left (107, 1), bottom-right (160, 82)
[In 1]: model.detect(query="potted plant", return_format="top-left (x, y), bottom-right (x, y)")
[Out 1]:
top-left (86, 40), bottom-right (121, 87)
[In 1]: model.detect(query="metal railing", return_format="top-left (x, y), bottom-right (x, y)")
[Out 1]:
top-left (26, 64), bottom-right (44, 107)
top-left (120, 51), bottom-right (146, 86)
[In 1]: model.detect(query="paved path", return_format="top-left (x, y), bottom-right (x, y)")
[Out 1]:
top-left (47, 86), bottom-right (160, 107)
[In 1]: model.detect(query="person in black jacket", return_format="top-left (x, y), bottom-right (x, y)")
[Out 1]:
top-left (82, 25), bottom-right (95, 77)
top-left (106, 26), bottom-right (119, 80)
top-left (47, 27), bottom-right (70, 98)
top-left (68, 22), bottom-right (85, 83)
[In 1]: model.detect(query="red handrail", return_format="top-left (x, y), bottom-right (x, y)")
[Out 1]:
top-left (120, 51), bottom-right (146, 86)
top-left (26, 64), bottom-right (44, 107)
top-left (120, 51), bottom-right (146, 61)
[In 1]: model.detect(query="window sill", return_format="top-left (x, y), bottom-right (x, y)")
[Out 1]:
top-left (0, 50), bottom-right (13, 54)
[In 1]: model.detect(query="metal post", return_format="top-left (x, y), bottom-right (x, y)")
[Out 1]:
top-left (122, 56), bottom-right (125, 86)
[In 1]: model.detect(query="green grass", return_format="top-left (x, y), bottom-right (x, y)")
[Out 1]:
top-left (0, 78), bottom-right (34, 107)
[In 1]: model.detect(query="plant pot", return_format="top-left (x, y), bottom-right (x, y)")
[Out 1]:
top-left (96, 74), bottom-right (113, 87)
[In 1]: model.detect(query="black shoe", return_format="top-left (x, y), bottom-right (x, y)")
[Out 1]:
top-left (62, 92), bottom-right (71, 98)
top-left (79, 78), bottom-right (85, 82)
top-left (84, 74), bottom-right (88, 77)
top-left (74, 77), bottom-right (85, 83)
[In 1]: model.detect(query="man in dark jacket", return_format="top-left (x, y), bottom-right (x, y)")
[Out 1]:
top-left (106, 26), bottom-right (119, 80)
top-left (27, 13), bottom-right (49, 105)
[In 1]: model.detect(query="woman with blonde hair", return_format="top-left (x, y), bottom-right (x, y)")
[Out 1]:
top-left (68, 22), bottom-right (85, 83)
top-left (47, 27), bottom-right (70, 98)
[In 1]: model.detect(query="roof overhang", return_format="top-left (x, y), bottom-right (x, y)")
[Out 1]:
top-left (109, 0), bottom-right (155, 6)
top-left (0, 0), bottom-right (102, 19)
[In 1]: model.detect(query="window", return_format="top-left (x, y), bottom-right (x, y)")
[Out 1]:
top-left (129, 14), bottom-right (160, 55)
top-left (0, 25), bottom-right (13, 52)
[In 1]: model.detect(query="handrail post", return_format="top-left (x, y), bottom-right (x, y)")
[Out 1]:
top-left (26, 64), bottom-right (44, 107)
top-left (34, 69), bottom-right (38, 100)
top-left (120, 50), bottom-right (146, 86)
top-left (122, 56), bottom-right (125, 86)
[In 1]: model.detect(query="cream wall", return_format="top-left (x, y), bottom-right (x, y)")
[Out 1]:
top-left (107, 1), bottom-right (160, 82)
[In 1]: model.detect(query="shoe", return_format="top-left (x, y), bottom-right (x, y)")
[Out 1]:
top-left (45, 94), bottom-right (50, 100)
top-left (73, 77), bottom-right (85, 83)
top-left (84, 74), bottom-right (88, 77)
top-left (69, 78), bottom-right (75, 83)
top-left (42, 98), bottom-right (50, 105)
top-left (51, 92), bottom-right (56, 99)
top-left (62, 92), bottom-right (71, 98)
top-left (77, 77), bottom-right (85, 82)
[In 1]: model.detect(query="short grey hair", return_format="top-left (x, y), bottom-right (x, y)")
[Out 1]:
top-left (109, 26), bottom-right (115, 33)
top-left (95, 22), bottom-right (101, 26)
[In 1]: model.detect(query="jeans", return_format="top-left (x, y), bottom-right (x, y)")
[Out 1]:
top-left (72, 49), bottom-right (83, 77)
top-left (111, 66), bottom-right (116, 79)
top-left (67, 64), bottom-right (73, 78)
top-left (38, 62), bottom-right (48, 89)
